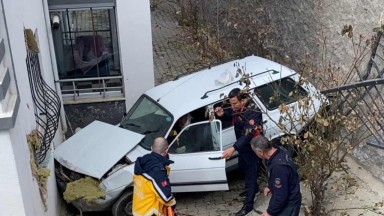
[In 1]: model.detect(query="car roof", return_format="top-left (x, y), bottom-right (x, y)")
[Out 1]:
top-left (145, 55), bottom-right (297, 119)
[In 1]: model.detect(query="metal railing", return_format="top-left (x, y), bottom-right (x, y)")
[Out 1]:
top-left (56, 76), bottom-right (124, 102)
top-left (320, 32), bottom-right (384, 150)
top-left (26, 49), bottom-right (61, 163)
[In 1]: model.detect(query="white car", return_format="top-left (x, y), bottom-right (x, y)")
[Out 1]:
top-left (54, 55), bottom-right (324, 216)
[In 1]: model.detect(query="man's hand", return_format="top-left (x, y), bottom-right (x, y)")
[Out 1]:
top-left (262, 211), bottom-right (271, 216)
top-left (214, 107), bottom-right (224, 117)
top-left (222, 147), bottom-right (235, 159)
top-left (263, 187), bottom-right (271, 196)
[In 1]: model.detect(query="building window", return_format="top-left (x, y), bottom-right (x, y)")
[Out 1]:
top-left (50, 7), bottom-right (123, 102)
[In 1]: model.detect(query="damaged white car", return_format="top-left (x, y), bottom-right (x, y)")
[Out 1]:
top-left (54, 55), bottom-right (324, 216)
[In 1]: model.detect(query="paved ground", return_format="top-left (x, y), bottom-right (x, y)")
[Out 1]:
top-left (151, 0), bottom-right (200, 85)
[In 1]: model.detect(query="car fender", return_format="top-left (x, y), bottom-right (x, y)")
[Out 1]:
top-left (101, 163), bottom-right (135, 200)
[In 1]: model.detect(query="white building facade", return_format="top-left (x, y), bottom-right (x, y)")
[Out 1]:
top-left (0, 0), bottom-right (154, 215)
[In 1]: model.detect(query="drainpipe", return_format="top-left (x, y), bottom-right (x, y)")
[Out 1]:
top-left (41, 0), bottom-right (68, 135)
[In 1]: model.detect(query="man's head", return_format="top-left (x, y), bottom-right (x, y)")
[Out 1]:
top-left (152, 137), bottom-right (169, 157)
top-left (250, 135), bottom-right (272, 159)
top-left (177, 113), bottom-right (191, 129)
top-left (228, 88), bottom-right (247, 112)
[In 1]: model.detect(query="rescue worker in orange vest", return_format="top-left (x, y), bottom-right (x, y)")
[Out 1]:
top-left (132, 137), bottom-right (176, 216)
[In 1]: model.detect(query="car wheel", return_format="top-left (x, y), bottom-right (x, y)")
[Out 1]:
top-left (112, 190), bottom-right (133, 216)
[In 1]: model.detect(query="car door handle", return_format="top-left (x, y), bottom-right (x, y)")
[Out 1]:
top-left (209, 156), bottom-right (223, 160)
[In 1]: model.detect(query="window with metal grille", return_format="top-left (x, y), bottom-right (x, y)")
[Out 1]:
top-left (50, 6), bottom-right (123, 103)
top-left (25, 29), bottom-right (61, 163)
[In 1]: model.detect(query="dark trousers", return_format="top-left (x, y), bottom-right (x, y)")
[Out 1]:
top-left (276, 196), bottom-right (302, 216)
top-left (239, 151), bottom-right (260, 210)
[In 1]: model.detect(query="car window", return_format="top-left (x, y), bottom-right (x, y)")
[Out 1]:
top-left (168, 121), bottom-right (220, 154)
top-left (254, 77), bottom-right (308, 110)
top-left (120, 95), bottom-right (173, 150)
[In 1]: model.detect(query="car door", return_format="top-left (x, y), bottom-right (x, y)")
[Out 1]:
top-left (167, 120), bottom-right (228, 193)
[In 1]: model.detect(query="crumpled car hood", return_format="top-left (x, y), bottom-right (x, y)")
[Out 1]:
top-left (54, 120), bottom-right (144, 179)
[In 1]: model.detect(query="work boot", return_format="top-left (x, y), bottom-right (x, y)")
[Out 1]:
top-left (235, 205), bottom-right (253, 216)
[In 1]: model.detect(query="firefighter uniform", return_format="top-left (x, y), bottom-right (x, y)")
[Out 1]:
top-left (266, 147), bottom-right (302, 216)
top-left (222, 102), bottom-right (262, 213)
top-left (132, 152), bottom-right (176, 216)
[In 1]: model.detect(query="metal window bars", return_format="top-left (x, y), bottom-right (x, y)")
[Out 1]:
top-left (26, 49), bottom-right (61, 164)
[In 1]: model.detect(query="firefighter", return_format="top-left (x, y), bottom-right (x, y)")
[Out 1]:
top-left (250, 135), bottom-right (302, 216)
top-left (132, 137), bottom-right (176, 216)
top-left (215, 88), bottom-right (262, 216)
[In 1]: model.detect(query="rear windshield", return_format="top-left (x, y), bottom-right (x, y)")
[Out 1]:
top-left (254, 77), bottom-right (308, 110)
top-left (120, 95), bottom-right (173, 150)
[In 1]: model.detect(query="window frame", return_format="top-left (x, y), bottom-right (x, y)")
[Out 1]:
top-left (253, 77), bottom-right (308, 111)
top-left (49, 5), bottom-right (123, 103)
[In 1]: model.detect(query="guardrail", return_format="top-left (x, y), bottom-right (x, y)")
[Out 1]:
top-left (56, 76), bottom-right (124, 103)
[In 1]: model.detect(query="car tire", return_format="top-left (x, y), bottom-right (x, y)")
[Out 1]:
top-left (112, 190), bottom-right (133, 216)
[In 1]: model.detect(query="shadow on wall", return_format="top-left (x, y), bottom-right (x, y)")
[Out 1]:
top-left (64, 101), bottom-right (126, 138)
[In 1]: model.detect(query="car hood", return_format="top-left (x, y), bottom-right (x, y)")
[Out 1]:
top-left (54, 120), bottom-right (144, 179)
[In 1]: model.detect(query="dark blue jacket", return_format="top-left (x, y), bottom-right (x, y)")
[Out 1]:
top-left (221, 102), bottom-right (262, 153)
top-left (134, 152), bottom-right (174, 200)
top-left (266, 148), bottom-right (301, 215)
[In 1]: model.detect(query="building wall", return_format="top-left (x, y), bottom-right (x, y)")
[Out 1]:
top-left (116, 0), bottom-right (155, 110)
top-left (0, 0), bottom-right (63, 215)
top-left (1, 0), bottom-right (155, 215)
top-left (51, 0), bottom-right (155, 132)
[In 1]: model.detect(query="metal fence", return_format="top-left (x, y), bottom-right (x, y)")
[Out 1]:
top-left (321, 32), bottom-right (384, 149)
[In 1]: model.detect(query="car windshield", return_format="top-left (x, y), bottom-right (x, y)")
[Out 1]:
top-left (120, 95), bottom-right (173, 150)
top-left (254, 77), bottom-right (308, 110)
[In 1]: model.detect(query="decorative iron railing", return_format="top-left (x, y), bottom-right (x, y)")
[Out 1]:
top-left (26, 49), bottom-right (61, 163)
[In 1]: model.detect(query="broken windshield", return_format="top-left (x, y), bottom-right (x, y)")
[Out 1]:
top-left (120, 95), bottom-right (173, 150)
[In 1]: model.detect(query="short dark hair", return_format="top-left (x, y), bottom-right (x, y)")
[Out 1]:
top-left (250, 135), bottom-right (272, 152)
top-left (228, 88), bottom-right (247, 101)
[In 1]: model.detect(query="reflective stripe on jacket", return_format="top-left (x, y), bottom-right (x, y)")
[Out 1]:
top-left (132, 173), bottom-right (176, 216)
top-left (132, 152), bottom-right (176, 216)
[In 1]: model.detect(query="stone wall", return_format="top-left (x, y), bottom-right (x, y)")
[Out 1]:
top-left (263, 0), bottom-right (383, 69)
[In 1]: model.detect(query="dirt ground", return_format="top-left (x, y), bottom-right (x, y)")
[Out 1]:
top-left (307, 156), bottom-right (384, 216)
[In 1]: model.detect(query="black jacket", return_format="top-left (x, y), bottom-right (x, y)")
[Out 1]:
top-left (221, 102), bottom-right (262, 153)
top-left (266, 148), bottom-right (301, 215)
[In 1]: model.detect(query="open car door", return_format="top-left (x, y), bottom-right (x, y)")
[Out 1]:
top-left (168, 120), bottom-right (228, 192)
